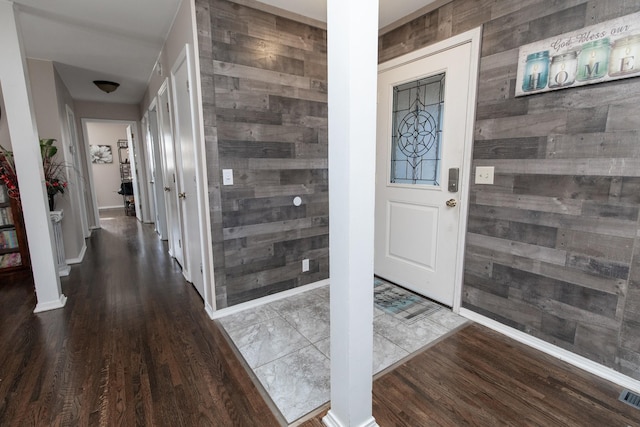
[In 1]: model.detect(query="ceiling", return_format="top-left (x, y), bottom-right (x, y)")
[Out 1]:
top-left (13, 0), bottom-right (435, 105)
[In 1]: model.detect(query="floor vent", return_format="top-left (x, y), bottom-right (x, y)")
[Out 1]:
top-left (619, 389), bottom-right (640, 409)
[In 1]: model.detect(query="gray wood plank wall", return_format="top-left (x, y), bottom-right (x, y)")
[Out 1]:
top-left (380, 0), bottom-right (640, 378)
top-left (197, 0), bottom-right (640, 379)
top-left (196, 0), bottom-right (328, 307)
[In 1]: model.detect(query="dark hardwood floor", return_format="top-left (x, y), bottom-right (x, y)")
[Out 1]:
top-left (0, 212), bottom-right (279, 426)
top-left (2, 211), bottom-right (640, 426)
top-left (302, 324), bottom-right (640, 426)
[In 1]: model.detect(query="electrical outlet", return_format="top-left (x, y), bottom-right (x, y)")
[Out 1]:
top-left (475, 166), bottom-right (495, 185)
top-left (222, 169), bottom-right (233, 185)
top-left (302, 259), bottom-right (310, 272)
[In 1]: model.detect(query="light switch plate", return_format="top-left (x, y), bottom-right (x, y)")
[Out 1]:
top-left (475, 166), bottom-right (494, 185)
top-left (302, 259), bottom-right (310, 272)
top-left (222, 169), bottom-right (233, 186)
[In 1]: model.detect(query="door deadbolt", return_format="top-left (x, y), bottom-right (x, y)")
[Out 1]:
top-left (448, 168), bottom-right (459, 193)
top-left (446, 199), bottom-right (457, 208)
top-left (164, 187), bottom-right (171, 192)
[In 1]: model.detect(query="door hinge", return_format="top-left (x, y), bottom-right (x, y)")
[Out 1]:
top-left (186, 80), bottom-right (190, 93)
top-left (178, 239), bottom-right (182, 248)
top-left (166, 102), bottom-right (170, 112)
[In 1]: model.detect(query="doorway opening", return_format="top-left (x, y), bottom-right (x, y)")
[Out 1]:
top-left (81, 119), bottom-right (146, 228)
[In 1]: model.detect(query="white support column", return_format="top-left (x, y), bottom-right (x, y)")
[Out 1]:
top-left (324, 0), bottom-right (379, 424)
top-left (0, 0), bottom-right (66, 312)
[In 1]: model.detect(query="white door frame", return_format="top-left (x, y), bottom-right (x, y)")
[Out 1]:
top-left (157, 79), bottom-right (182, 260)
top-left (81, 118), bottom-right (140, 224)
top-left (65, 105), bottom-right (90, 238)
top-left (170, 44), bottom-right (208, 300)
top-left (147, 97), bottom-right (168, 240)
top-left (378, 27), bottom-right (481, 313)
top-left (141, 113), bottom-right (157, 226)
top-left (168, 43), bottom-right (216, 312)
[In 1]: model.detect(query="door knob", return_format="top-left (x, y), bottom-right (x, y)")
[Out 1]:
top-left (164, 187), bottom-right (171, 192)
top-left (178, 192), bottom-right (186, 199)
top-left (446, 199), bottom-right (457, 207)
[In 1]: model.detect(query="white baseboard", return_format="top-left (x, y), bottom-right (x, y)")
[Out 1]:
top-left (459, 308), bottom-right (640, 394)
top-left (99, 205), bottom-right (123, 211)
top-left (34, 293), bottom-right (67, 313)
top-left (322, 412), bottom-right (378, 427)
top-left (205, 302), bottom-right (215, 320)
top-left (208, 278), bottom-right (329, 319)
top-left (66, 242), bottom-right (87, 265)
top-left (58, 265), bottom-right (71, 276)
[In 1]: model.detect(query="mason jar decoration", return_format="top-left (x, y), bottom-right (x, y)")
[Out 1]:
top-left (609, 35), bottom-right (640, 77)
top-left (549, 51), bottom-right (578, 88)
top-left (577, 38), bottom-right (611, 81)
top-left (522, 51), bottom-right (550, 92)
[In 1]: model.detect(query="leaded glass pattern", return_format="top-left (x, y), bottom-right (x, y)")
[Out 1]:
top-left (390, 73), bottom-right (445, 185)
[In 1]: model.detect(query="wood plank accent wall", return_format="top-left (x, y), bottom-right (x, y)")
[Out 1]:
top-left (196, 0), bottom-right (329, 307)
top-left (380, 0), bottom-right (640, 379)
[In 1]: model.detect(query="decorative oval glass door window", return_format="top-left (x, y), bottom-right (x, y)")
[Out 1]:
top-left (391, 73), bottom-right (445, 186)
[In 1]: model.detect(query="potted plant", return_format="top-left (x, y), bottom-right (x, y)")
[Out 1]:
top-left (0, 144), bottom-right (19, 199)
top-left (0, 139), bottom-right (68, 210)
top-left (40, 139), bottom-right (68, 210)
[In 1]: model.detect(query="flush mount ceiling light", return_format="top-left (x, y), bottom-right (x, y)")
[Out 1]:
top-left (93, 80), bottom-right (120, 94)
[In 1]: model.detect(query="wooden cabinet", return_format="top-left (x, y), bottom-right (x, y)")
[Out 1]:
top-left (0, 183), bottom-right (31, 279)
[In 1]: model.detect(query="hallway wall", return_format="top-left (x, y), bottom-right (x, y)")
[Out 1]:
top-left (378, 0), bottom-right (640, 379)
top-left (197, 0), bottom-right (329, 307)
top-left (0, 86), bottom-right (11, 149)
top-left (86, 122), bottom-right (128, 209)
top-left (27, 59), bottom-right (86, 263)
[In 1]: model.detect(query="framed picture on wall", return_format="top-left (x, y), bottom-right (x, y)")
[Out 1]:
top-left (90, 145), bottom-right (113, 164)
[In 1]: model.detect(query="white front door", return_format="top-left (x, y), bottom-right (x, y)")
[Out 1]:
top-left (375, 42), bottom-right (474, 307)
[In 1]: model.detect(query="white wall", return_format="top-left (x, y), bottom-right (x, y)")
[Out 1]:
top-left (0, 86), bottom-right (11, 149)
top-left (140, 0), bottom-right (194, 113)
top-left (85, 122), bottom-right (127, 209)
top-left (27, 58), bottom-right (85, 263)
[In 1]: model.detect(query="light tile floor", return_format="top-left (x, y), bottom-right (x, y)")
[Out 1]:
top-left (218, 281), bottom-right (468, 424)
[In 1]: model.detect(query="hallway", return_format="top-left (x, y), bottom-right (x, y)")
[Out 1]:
top-left (0, 212), bottom-right (279, 425)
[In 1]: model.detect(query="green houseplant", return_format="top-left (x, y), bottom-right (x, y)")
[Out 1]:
top-left (40, 138), bottom-right (68, 210)
top-left (0, 139), bottom-right (67, 209)
top-left (0, 144), bottom-right (18, 199)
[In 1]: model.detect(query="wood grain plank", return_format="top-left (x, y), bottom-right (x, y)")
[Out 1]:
top-left (546, 131), bottom-right (640, 159)
top-left (474, 158), bottom-right (640, 177)
top-left (469, 203), bottom-right (636, 238)
top-left (475, 191), bottom-right (583, 215)
top-left (466, 232), bottom-right (567, 265)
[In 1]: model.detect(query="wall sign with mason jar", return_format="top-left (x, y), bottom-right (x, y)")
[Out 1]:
top-left (515, 11), bottom-right (640, 97)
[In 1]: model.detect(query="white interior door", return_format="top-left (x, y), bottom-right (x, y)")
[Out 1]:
top-left (171, 45), bottom-right (204, 298)
top-left (142, 115), bottom-right (157, 228)
top-left (148, 104), bottom-right (168, 240)
top-left (158, 82), bottom-right (184, 264)
top-left (375, 42), bottom-right (473, 307)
